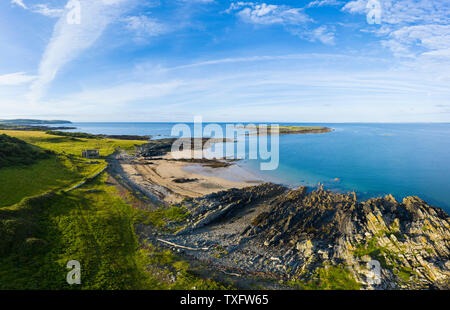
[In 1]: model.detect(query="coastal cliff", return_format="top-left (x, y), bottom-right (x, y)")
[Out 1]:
top-left (155, 184), bottom-right (450, 289)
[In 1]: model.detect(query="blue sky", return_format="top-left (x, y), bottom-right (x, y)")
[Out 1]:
top-left (0, 0), bottom-right (449, 122)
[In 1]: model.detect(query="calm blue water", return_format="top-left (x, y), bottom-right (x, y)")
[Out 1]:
top-left (50, 122), bottom-right (450, 211)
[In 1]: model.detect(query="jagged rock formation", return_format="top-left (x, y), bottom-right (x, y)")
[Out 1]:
top-left (177, 184), bottom-right (286, 234)
top-left (173, 184), bottom-right (450, 289)
top-left (136, 138), bottom-right (233, 158)
top-left (136, 138), bottom-right (177, 157)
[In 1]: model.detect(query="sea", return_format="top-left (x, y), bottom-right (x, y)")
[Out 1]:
top-left (49, 122), bottom-right (450, 212)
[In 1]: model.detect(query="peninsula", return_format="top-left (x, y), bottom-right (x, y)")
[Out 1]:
top-left (0, 119), bottom-right (72, 125)
top-left (236, 125), bottom-right (333, 135)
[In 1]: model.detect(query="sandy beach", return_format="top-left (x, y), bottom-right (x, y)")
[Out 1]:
top-left (110, 150), bottom-right (263, 204)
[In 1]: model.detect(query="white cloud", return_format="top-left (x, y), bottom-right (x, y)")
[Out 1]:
top-left (60, 80), bottom-right (182, 106)
top-left (32, 4), bottom-right (64, 18)
top-left (124, 15), bottom-right (168, 40)
top-left (11, 1), bottom-right (68, 18)
top-left (311, 26), bottom-right (335, 44)
top-left (181, 0), bottom-right (214, 3)
top-left (156, 54), bottom-right (358, 73)
top-left (226, 2), bottom-right (336, 45)
top-left (0, 72), bottom-right (36, 85)
top-left (342, 0), bottom-right (450, 24)
top-left (342, 0), bottom-right (450, 60)
top-left (341, 0), bottom-right (366, 14)
top-left (11, 0), bottom-right (27, 9)
top-left (28, 0), bottom-right (135, 103)
top-left (228, 2), bottom-right (310, 25)
top-left (3, 52), bottom-right (449, 122)
top-left (307, 0), bottom-right (342, 8)
top-left (293, 25), bottom-right (336, 45)
top-left (384, 25), bottom-right (450, 58)
top-left (50, 57), bottom-right (450, 121)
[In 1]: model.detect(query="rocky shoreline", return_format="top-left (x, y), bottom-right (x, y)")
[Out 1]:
top-left (107, 137), bottom-right (450, 289)
top-left (144, 183), bottom-right (449, 289)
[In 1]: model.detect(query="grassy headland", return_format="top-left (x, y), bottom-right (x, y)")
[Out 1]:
top-left (0, 119), bottom-right (71, 125)
top-left (0, 134), bottom-right (53, 169)
top-left (236, 125), bottom-right (332, 135)
top-left (0, 130), bottom-right (143, 207)
top-left (0, 130), bottom-right (228, 289)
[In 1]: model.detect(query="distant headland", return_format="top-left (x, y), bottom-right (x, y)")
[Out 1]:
top-left (0, 119), bottom-right (72, 125)
top-left (236, 125), bottom-right (333, 135)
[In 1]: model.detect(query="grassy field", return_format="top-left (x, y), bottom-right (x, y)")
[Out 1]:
top-left (0, 134), bottom-right (52, 168)
top-left (0, 130), bottom-right (145, 207)
top-left (0, 130), bottom-right (227, 289)
top-left (0, 130), bottom-right (142, 157)
top-left (0, 157), bottom-right (80, 206)
top-left (0, 173), bottom-right (226, 289)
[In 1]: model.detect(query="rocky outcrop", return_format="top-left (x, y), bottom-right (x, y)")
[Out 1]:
top-left (136, 138), bottom-right (233, 158)
top-left (137, 138), bottom-right (176, 157)
top-left (174, 184), bottom-right (450, 289)
top-left (177, 183), bottom-right (286, 234)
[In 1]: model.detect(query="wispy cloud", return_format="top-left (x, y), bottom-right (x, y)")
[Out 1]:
top-left (292, 25), bottom-right (336, 45)
top-left (0, 72), bottom-right (36, 85)
top-left (342, 0), bottom-right (450, 24)
top-left (153, 53), bottom-right (376, 72)
top-left (3, 0), bottom-right (449, 122)
top-left (28, 0), bottom-right (136, 103)
top-left (383, 25), bottom-right (450, 58)
top-left (124, 15), bottom-right (169, 41)
top-left (60, 80), bottom-right (183, 106)
top-left (38, 52), bottom-right (449, 121)
top-left (11, 0), bottom-right (27, 9)
top-left (226, 2), bottom-right (336, 44)
top-left (32, 4), bottom-right (64, 18)
top-left (11, 1), bottom-right (64, 18)
top-left (227, 2), bottom-right (311, 25)
top-left (180, 0), bottom-right (215, 3)
top-left (307, 0), bottom-right (343, 8)
top-left (342, 0), bottom-right (450, 59)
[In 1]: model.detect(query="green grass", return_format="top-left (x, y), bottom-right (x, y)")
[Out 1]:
top-left (0, 134), bottom-right (53, 169)
top-left (0, 175), bottom-right (143, 289)
top-left (0, 130), bottom-right (143, 157)
top-left (236, 125), bottom-right (331, 135)
top-left (136, 242), bottom-right (229, 290)
top-left (0, 173), bottom-right (225, 289)
top-left (0, 130), bottom-right (228, 289)
top-left (0, 131), bottom-right (146, 207)
top-left (287, 265), bottom-right (361, 290)
top-left (0, 157), bottom-right (81, 206)
top-left (141, 205), bottom-right (190, 231)
top-left (353, 232), bottom-right (415, 285)
top-left (45, 130), bottom-right (101, 139)
top-left (277, 126), bottom-right (328, 131)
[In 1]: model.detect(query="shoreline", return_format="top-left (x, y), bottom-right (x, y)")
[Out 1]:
top-left (2, 128), bottom-right (449, 289)
top-left (114, 132), bottom-right (448, 211)
top-left (6, 124), bottom-right (445, 210)
top-left (109, 149), bottom-right (264, 204)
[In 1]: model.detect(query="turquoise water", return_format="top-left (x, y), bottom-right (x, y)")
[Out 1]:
top-left (53, 122), bottom-right (450, 211)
